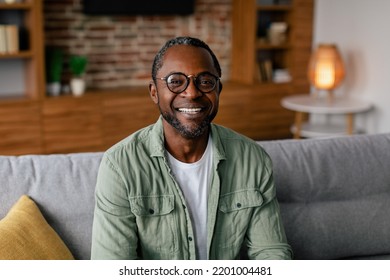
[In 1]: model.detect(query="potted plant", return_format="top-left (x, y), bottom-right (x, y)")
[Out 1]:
top-left (69, 55), bottom-right (88, 97)
top-left (45, 48), bottom-right (63, 96)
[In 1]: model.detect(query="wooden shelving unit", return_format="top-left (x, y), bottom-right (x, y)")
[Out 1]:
top-left (0, 0), bottom-right (44, 100)
top-left (0, 0), bottom-right (314, 155)
top-left (231, 0), bottom-right (313, 88)
top-left (228, 0), bottom-right (314, 139)
top-left (0, 0), bottom-right (44, 155)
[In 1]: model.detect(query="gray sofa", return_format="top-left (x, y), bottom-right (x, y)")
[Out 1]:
top-left (1, 133), bottom-right (389, 260)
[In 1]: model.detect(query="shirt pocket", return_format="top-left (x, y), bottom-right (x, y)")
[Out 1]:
top-left (130, 195), bottom-right (179, 255)
top-left (216, 189), bottom-right (264, 249)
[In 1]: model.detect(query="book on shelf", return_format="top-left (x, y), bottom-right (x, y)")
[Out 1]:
top-left (0, 25), bottom-right (6, 54)
top-left (3, 0), bottom-right (22, 4)
top-left (257, 59), bottom-right (273, 83)
top-left (0, 24), bottom-right (19, 54)
top-left (5, 25), bottom-right (19, 53)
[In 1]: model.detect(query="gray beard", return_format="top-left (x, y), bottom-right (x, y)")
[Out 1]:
top-left (160, 111), bottom-right (212, 139)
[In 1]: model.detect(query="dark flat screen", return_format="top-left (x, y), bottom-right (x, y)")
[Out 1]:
top-left (83, 0), bottom-right (195, 15)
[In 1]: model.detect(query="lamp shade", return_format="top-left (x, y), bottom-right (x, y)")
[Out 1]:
top-left (307, 44), bottom-right (345, 91)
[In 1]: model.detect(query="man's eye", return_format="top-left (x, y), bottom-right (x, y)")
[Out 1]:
top-left (167, 76), bottom-right (185, 87)
top-left (198, 77), bottom-right (215, 86)
top-left (168, 79), bottom-right (182, 85)
top-left (200, 79), bottom-right (212, 85)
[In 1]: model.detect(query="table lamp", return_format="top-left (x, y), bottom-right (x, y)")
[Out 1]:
top-left (307, 44), bottom-right (345, 102)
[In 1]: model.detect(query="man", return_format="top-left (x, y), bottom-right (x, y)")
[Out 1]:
top-left (91, 36), bottom-right (292, 260)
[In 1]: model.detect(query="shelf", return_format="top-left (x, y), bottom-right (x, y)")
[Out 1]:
top-left (257, 5), bottom-right (292, 11)
top-left (291, 122), bottom-right (357, 138)
top-left (0, 51), bottom-right (33, 59)
top-left (0, 3), bottom-right (32, 10)
top-left (256, 41), bottom-right (291, 50)
top-left (256, 81), bottom-right (292, 87)
top-left (0, 94), bottom-right (38, 104)
top-left (231, 0), bottom-right (313, 86)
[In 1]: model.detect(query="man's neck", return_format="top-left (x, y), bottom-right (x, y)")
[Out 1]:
top-left (164, 128), bottom-right (210, 164)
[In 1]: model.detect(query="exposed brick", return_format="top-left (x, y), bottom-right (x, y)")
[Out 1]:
top-left (43, 0), bottom-right (232, 88)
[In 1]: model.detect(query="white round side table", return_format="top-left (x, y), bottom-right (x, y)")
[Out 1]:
top-left (281, 94), bottom-right (373, 139)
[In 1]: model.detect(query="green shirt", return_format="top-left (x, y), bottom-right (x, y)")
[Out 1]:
top-left (91, 117), bottom-right (292, 260)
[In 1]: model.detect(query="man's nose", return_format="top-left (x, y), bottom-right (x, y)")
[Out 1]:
top-left (181, 77), bottom-right (202, 99)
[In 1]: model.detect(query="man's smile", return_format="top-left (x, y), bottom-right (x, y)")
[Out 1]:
top-left (176, 107), bottom-right (204, 114)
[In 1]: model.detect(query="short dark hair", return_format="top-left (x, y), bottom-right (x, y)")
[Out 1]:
top-left (151, 36), bottom-right (222, 82)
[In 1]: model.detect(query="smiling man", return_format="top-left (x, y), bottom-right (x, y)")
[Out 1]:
top-left (91, 37), bottom-right (292, 260)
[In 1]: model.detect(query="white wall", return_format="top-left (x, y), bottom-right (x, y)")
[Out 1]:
top-left (313, 0), bottom-right (390, 134)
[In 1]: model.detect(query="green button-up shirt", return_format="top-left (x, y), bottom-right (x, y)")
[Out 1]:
top-left (91, 117), bottom-right (292, 260)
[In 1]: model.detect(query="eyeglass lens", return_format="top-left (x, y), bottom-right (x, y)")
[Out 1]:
top-left (166, 73), bottom-right (218, 94)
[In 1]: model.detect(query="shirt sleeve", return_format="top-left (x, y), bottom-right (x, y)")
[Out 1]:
top-left (246, 151), bottom-right (293, 260)
top-left (91, 154), bottom-right (139, 260)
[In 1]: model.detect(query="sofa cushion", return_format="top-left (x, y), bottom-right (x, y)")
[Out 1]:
top-left (259, 133), bottom-right (390, 259)
top-left (0, 152), bottom-right (103, 260)
top-left (0, 195), bottom-right (74, 260)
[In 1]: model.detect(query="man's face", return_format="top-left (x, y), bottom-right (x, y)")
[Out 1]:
top-left (150, 45), bottom-right (221, 139)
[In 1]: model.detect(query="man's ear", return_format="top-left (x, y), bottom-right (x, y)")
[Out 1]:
top-left (218, 81), bottom-right (223, 94)
top-left (149, 81), bottom-right (159, 104)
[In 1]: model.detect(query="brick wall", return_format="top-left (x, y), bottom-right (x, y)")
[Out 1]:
top-left (44, 0), bottom-right (232, 89)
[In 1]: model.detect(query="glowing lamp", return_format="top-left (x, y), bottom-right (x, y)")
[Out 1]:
top-left (308, 44), bottom-right (345, 101)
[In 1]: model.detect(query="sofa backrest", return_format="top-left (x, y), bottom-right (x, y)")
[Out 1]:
top-left (0, 152), bottom-right (103, 260)
top-left (1, 133), bottom-right (390, 260)
top-left (259, 133), bottom-right (390, 259)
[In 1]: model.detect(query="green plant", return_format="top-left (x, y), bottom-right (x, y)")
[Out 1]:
top-left (45, 47), bottom-right (63, 83)
top-left (69, 55), bottom-right (88, 77)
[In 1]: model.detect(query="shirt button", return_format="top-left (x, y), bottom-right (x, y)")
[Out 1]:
top-left (188, 236), bottom-right (193, 241)
top-left (149, 209), bottom-right (155, 214)
top-left (236, 203), bottom-right (242, 208)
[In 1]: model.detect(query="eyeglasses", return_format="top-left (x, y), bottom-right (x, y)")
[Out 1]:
top-left (156, 72), bottom-right (220, 94)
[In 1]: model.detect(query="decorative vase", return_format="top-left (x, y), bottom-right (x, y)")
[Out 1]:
top-left (47, 82), bottom-right (61, 97)
top-left (70, 77), bottom-right (86, 97)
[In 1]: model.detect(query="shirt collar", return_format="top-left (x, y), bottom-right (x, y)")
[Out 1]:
top-left (149, 116), bottom-right (166, 158)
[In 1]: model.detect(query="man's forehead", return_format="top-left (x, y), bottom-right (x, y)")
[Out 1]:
top-left (164, 44), bottom-right (211, 58)
top-left (160, 45), bottom-right (214, 72)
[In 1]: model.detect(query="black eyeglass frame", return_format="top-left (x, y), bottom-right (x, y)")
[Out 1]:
top-left (156, 71), bottom-right (221, 94)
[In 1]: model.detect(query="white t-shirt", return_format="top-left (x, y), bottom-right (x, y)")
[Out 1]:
top-left (167, 137), bottom-right (213, 260)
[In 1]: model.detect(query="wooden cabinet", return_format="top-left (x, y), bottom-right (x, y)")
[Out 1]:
top-left (0, 0), bottom-right (44, 154)
top-left (102, 88), bottom-right (159, 149)
top-left (0, 100), bottom-right (41, 155)
top-left (231, 0), bottom-right (313, 89)
top-left (229, 0), bottom-right (314, 139)
top-left (0, 0), bottom-right (44, 100)
top-left (42, 95), bottom-right (103, 154)
top-left (214, 81), bottom-right (295, 139)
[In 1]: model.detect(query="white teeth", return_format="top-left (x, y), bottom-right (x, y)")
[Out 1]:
top-left (178, 108), bottom-right (202, 113)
